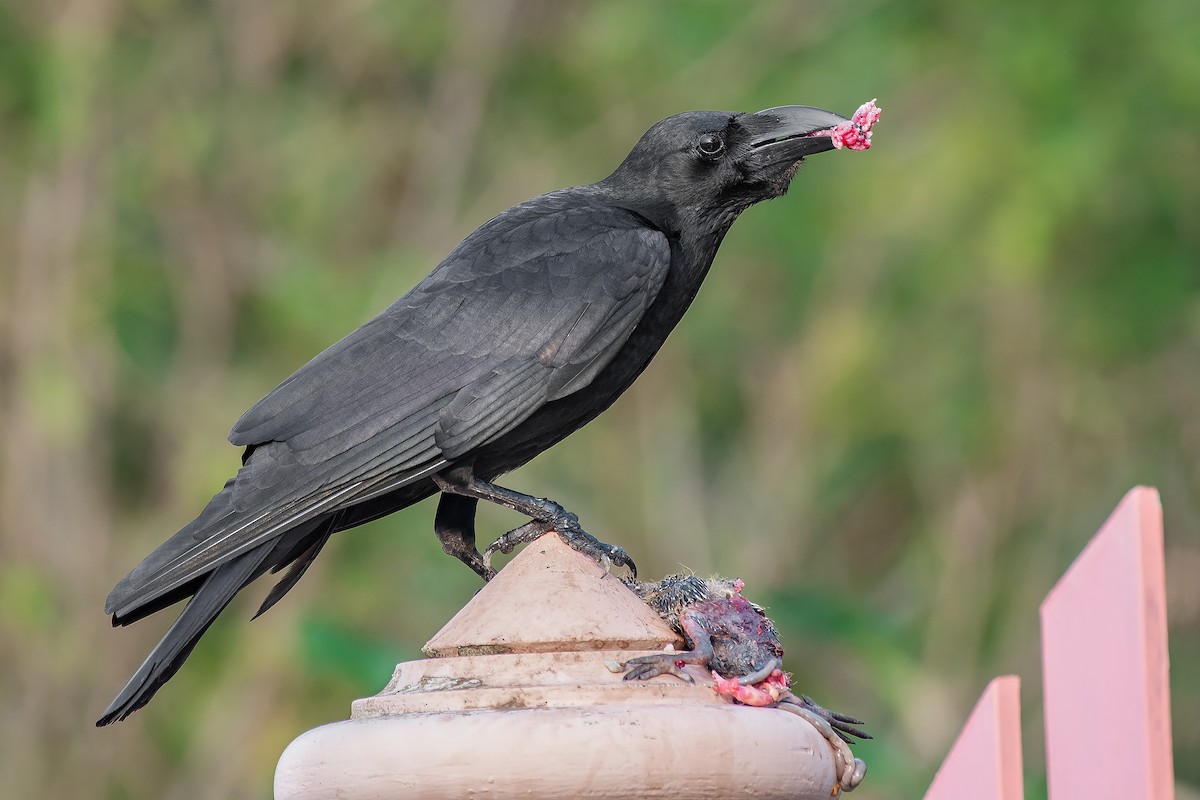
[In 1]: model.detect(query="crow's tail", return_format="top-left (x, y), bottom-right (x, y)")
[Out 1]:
top-left (96, 543), bottom-right (274, 726)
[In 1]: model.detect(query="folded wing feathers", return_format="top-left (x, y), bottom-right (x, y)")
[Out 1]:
top-left (107, 205), bottom-right (670, 629)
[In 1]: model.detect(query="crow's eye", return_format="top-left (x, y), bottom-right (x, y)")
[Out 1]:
top-left (697, 133), bottom-right (725, 158)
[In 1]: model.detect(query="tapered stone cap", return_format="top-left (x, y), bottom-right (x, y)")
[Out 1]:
top-left (275, 532), bottom-right (845, 799)
top-left (423, 533), bottom-right (681, 657)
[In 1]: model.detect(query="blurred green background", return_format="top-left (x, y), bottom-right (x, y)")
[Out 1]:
top-left (0, 1), bottom-right (1197, 797)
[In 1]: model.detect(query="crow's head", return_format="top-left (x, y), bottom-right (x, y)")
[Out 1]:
top-left (603, 105), bottom-right (849, 232)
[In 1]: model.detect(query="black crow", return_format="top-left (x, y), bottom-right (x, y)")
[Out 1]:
top-left (99, 103), bottom-right (866, 725)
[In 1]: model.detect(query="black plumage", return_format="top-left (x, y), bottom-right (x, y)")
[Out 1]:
top-left (99, 104), bottom-right (852, 725)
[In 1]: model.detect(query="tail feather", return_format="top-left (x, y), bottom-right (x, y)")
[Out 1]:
top-left (98, 474), bottom-right (440, 724)
top-left (253, 525), bottom-right (335, 620)
top-left (96, 543), bottom-right (274, 726)
top-left (110, 576), bottom-right (204, 628)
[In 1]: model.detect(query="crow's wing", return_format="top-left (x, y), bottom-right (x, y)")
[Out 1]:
top-left (106, 201), bottom-right (671, 617)
top-left (233, 202), bottom-right (670, 462)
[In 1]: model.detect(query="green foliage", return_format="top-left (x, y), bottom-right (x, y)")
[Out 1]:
top-left (299, 617), bottom-right (415, 695)
top-left (0, 1), bottom-right (1197, 798)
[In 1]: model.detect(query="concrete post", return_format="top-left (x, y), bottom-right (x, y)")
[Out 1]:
top-left (275, 533), bottom-right (848, 799)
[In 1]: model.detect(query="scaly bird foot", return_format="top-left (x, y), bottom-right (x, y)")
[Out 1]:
top-left (792, 693), bottom-right (872, 744)
top-left (482, 520), bottom-right (554, 573)
top-left (620, 650), bottom-right (708, 683)
top-left (778, 692), bottom-right (869, 794)
top-left (434, 472), bottom-right (637, 578)
top-left (483, 512), bottom-right (636, 577)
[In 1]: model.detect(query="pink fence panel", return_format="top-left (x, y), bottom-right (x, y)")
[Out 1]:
top-left (924, 675), bottom-right (1024, 800)
top-left (1040, 486), bottom-right (1174, 800)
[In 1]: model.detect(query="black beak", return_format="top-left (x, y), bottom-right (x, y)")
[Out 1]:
top-left (742, 105), bottom-right (849, 158)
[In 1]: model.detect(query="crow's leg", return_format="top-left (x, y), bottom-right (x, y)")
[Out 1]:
top-left (433, 469), bottom-right (636, 577)
top-left (778, 693), bottom-right (869, 794)
top-left (434, 493), bottom-right (494, 581)
top-left (621, 612), bottom-right (713, 682)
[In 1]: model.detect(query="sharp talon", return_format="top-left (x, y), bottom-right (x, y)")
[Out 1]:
top-left (837, 725), bottom-right (871, 742)
top-left (832, 713), bottom-right (867, 726)
top-left (613, 547), bottom-right (636, 577)
top-left (796, 694), bottom-right (872, 740)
